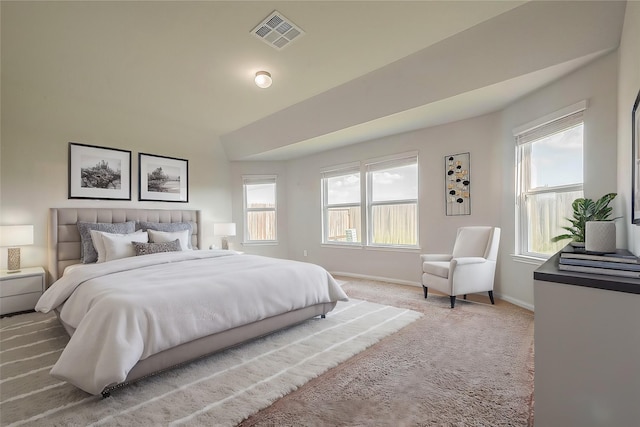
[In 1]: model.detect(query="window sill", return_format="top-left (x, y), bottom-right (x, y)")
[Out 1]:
top-left (321, 243), bottom-right (421, 253)
top-left (242, 241), bottom-right (279, 246)
top-left (511, 254), bottom-right (547, 266)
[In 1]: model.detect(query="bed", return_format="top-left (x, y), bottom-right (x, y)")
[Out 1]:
top-left (38, 208), bottom-right (347, 396)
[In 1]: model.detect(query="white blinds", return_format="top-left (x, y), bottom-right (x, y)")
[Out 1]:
top-left (515, 110), bottom-right (585, 146)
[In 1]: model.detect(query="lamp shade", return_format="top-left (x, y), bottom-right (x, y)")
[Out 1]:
top-left (0, 225), bottom-right (34, 247)
top-left (213, 223), bottom-right (236, 237)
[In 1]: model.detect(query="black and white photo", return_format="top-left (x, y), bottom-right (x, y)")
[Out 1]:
top-left (139, 153), bottom-right (188, 202)
top-left (68, 142), bottom-right (131, 200)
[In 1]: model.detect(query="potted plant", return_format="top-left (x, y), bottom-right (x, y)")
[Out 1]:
top-left (551, 193), bottom-right (618, 247)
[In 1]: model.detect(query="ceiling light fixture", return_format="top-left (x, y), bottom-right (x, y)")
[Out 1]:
top-left (254, 71), bottom-right (272, 88)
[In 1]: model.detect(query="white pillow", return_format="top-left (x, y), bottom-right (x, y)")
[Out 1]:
top-left (102, 231), bottom-right (149, 262)
top-left (148, 229), bottom-right (191, 251)
top-left (90, 230), bottom-right (146, 263)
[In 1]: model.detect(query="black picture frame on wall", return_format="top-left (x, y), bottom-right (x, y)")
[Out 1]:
top-left (445, 152), bottom-right (471, 216)
top-left (138, 153), bottom-right (189, 202)
top-left (632, 89), bottom-right (640, 225)
top-left (68, 142), bottom-right (131, 200)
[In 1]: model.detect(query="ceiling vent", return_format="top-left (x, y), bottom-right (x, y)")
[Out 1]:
top-left (251, 10), bottom-right (305, 50)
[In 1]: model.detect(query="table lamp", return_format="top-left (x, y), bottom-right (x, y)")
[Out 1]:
top-left (0, 225), bottom-right (34, 273)
top-left (213, 223), bottom-right (236, 250)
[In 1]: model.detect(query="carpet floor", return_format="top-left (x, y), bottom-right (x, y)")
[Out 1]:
top-left (0, 297), bottom-right (421, 426)
top-left (238, 277), bottom-right (535, 427)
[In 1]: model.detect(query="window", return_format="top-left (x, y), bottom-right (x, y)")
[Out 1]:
top-left (516, 105), bottom-right (585, 258)
top-left (243, 175), bottom-right (277, 243)
top-left (366, 156), bottom-right (418, 247)
top-left (321, 153), bottom-right (418, 248)
top-left (322, 164), bottom-right (361, 244)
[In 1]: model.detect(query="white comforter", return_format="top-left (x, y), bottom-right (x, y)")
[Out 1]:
top-left (36, 250), bottom-right (348, 395)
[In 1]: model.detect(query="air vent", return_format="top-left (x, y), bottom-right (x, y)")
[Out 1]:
top-left (251, 10), bottom-right (305, 50)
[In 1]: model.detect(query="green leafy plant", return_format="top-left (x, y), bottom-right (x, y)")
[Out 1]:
top-left (551, 193), bottom-right (618, 244)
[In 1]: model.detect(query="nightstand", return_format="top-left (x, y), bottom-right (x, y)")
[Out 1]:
top-left (0, 267), bottom-right (45, 316)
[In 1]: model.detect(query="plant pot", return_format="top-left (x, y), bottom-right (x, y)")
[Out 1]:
top-left (585, 221), bottom-right (616, 253)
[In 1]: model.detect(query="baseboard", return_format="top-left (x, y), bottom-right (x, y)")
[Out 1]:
top-left (329, 271), bottom-right (421, 288)
top-left (495, 292), bottom-right (535, 312)
top-left (332, 271), bottom-right (535, 312)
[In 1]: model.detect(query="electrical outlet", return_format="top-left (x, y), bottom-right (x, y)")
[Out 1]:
top-left (303, 250), bottom-right (308, 257)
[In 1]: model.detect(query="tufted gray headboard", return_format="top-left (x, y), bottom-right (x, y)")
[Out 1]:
top-left (48, 208), bottom-right (201, 283)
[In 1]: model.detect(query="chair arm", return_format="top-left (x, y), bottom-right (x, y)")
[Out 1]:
top-left (420, 254), bottom-right (453, 262)
top-left (453, 257), bottom-right (487, 266)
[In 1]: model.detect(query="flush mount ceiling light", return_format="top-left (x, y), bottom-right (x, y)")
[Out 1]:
top-left (254, 71), bottom-right (272, 88)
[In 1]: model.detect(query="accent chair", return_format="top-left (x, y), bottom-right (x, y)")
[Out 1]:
top-left (421, 226), bottom-right (501, 308)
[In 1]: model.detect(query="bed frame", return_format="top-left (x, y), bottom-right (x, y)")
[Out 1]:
top-left (48, 208), bottom-right (335, 396)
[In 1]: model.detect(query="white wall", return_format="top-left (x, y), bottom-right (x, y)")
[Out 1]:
top-left (228, 161), bottom-right (289, 259)
top-left (234, 112), bottom-right (502, 287)
top-left (234, 50), bottom-right (619, 310)
top-left (498, 51), bottom-right (619, 309)
top-left (617, 1), bottom-right (640, 255)
top-left (1, 68), bottom-right (232, 276)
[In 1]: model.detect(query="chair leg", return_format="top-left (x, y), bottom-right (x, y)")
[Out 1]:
top-left (450, 296), bottom-right (456, 308)
top-left (488, 290), bottom-right (495, 305)
top-left (423, 286), bottom-right (428, 299)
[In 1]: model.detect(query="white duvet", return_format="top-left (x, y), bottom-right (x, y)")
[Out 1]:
top-left (36, 250), bottom-right (348, 395)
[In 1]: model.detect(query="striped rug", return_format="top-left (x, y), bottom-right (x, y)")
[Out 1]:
top-left (0, 299), bottom-right (421, 426)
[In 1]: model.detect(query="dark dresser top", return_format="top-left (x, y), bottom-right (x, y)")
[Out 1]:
top-left (534, 252), bottom-right (640, 295)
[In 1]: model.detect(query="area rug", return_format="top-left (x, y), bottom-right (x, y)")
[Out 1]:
top-left (240, 277), bottom-right (535, 426)
top-left (0, 299), bottom-right (421, 426)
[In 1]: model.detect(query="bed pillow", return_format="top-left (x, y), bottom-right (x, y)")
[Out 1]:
top-left (77, 221), bottom-right (136, 263)
top-left (90, 229), bottom-right (147, 263)
top-left (137, 221), bottom-right (193, 249)
top-left (102, 231), bottom-right (149, 262)
top-left (132, 239), bottom-right (182, 256)
top-left (147, 229), bottom-right (191, 251)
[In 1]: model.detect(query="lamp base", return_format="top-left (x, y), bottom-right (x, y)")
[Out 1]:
top-left (221, 238), bottom-right (229, 250)
top-left (7, 247), bottom-right (21, 272)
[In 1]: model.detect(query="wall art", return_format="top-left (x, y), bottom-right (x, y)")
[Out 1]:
top-left (68, 142), bottom-right (131, 200)
top-left (139, 153), bottom-right (189, 202)
top-left (445, 152), bottom-right (470, 216)
top-left (632, 88), bottom-right (640, 225)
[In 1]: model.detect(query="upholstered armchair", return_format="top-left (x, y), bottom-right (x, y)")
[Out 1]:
top-left (421, 226), bottom-right (501, 308)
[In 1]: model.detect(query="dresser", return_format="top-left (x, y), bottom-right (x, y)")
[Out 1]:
top-left (0, 267), bottom-right (45, 316)
top-left (534, 253), bottom-right (640, 426)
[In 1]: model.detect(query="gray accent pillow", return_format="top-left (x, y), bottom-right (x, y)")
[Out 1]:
top-left (77, 221), bottom-right (136, 264)
top-left (132, 239), bottom-right (182, 256)
top-left (136, 221), bottom-right (193, 249)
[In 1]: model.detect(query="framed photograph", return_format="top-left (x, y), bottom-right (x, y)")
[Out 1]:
top-left (139, 153), bottom-right (189, 202)
top-left (68, 142), bottom-right (131, 200)
top-left (445, 152), bottom-right (470, 216)
top-left (632, 89), bottom-right (640, 225)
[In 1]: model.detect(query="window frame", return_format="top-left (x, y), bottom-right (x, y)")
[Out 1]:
top-left (242, 175), bottom-right (278, 245)
top-left (320, 153), bottom-right (419, 250)
top-left (321, 163), bottom-right (362, 246)
top-left (365, 154), bottom-right (419, 249)
top-left (514, 101), bottom-right (586, 259)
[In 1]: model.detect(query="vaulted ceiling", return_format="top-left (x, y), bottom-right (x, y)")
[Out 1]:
top-left (2, 1), bottom-right (626, 161)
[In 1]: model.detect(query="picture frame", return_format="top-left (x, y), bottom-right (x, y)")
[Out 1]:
top-left (632, 88), bottom-right (640, 225)
top-left (445, 152), bottom-right (471, 216)
top-left (138, 153), bottom-right (189, 202)
top-left (68, 142), bottom-right (131, 200)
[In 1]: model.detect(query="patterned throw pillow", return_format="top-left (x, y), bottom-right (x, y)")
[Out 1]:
top-left (77, 221), bottom-right (136, 263)
top-left (136, 221), bottom-right (194, 249)
top-left (132, 239), bottom-right (182, 256)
